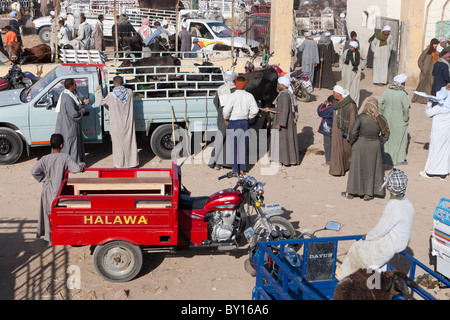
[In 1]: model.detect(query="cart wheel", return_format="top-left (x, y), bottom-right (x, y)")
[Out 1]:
top-left (93, 241), bottom-right (143, 283)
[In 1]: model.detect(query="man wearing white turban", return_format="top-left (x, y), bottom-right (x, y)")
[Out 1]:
top-left (371, 25), bottom-right (394, 85)
top-left (378, 74), bottom-right (410, 166)
top-left (329, 85), bottom-right (357, 176)
top-left (179, 21), bottom-right (192, 56)
top-left (339, 39), bottom-right (366, 107)
top-left (269, 77), bottom-right (300, 166)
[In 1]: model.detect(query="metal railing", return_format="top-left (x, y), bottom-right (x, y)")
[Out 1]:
top-left (253, 235), bottom-right (450, 300)
top-left (106, 64), bottom-right (223, 99)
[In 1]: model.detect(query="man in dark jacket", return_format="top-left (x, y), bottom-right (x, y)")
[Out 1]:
top-left (432, 52), bottom-right (450, 95)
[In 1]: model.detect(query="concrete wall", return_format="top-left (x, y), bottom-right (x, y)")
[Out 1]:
top-left (398, 0), bottom-right (427, 84)
top-left (347, 0), bottom-right (430, 85)
top-left (346, 0), bottom-right (401, 56)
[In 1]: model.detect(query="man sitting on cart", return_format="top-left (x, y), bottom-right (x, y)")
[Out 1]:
top-left (338, 169), bottom-right (415, 280)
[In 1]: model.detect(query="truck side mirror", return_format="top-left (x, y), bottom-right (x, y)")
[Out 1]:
top-left (36, 93), bottom-right (54, 109)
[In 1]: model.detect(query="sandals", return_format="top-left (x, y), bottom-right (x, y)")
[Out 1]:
top-left (341, 192), bottom-right (354, 199)
top-left (342, 192), bottom-right (373, 201)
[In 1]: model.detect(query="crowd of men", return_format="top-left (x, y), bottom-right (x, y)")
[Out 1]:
top-left (21, 2), bottom-right (450, 283)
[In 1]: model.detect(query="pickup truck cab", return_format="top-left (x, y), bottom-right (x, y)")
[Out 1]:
top-left (0, 51), bottom-right (224, 164)
top-left (183, 18), bottom-right (260, 51)
top-left (33, 7), bottom-right (260, 52)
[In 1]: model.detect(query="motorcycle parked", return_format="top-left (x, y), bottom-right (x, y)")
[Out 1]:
top-left (0, 64), bottom-right (37, 91)
top-left (245, 221), bottom-right (341, 276)
top-left (289, 69), bottom-right (313, 103)
top-left (183, 171), bottom-right (295, 249)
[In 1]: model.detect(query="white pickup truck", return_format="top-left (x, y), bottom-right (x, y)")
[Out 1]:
top-left (32, 6), bottom-right (260, 51)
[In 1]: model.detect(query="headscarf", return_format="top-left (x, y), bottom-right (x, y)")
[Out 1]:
top-left (362, 97), bottom-right (390, 136)
top-left (224, 70), bottom-right (237, 83)
top-left (333, 88), bottom-right (356, 134)
top-left (349, 41), bottom-right (359, 49)
top-left (119, 15), bottom-right (128, 25)
top-left (333, 85), bottom-right (349, 98)
top-left (380, 168), bottom-right (408, 196)
top-left (278, 76), bottom-right (291, 89)
top-left (235, 76), bottom-right (247, 89)
top-left (140, 18), bottom-right (152, 40)
top-left (318, 32), bottom-right (332, 46)
top-left (112, 86), bottom-right (130, 104)
top-left (389, 74), bottom-right (408, 93)
top-left (55, 89), bottom-right (82, 113)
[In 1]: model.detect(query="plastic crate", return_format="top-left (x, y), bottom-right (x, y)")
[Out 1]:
top-left (433, 198), bottom-right (450, 226)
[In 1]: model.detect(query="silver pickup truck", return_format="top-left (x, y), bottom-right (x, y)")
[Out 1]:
top-left (0, 51), bottom-right (224, 164)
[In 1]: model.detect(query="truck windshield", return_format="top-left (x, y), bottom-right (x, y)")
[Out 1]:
top-left (21, 68), bottom-right (58, 103)
top-left (207, 22), bottom-right (232, 38)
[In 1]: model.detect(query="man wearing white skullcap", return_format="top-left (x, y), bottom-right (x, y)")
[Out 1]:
top-left (349, 41), bottom-right (358, 49)
top-left (393, 74), bottom-right (407, 84)
top-left (340, 36), bottom-right (367, 108)
top-left (209, 70), bottom-right (238, 170)
top-left (269, 77), bottom-right (300, 166)
top-left (437, 37), bottom-right (448, 54)
top-left (378, 73), bottom-right (410, 166)
top-left (371, 25), bottom-right (394, 85)
top-left (208, 3), bottom-right (224, 22)
top-left (179, 21), bottom-right (192, 55)
top-left (329, 85), bottom-right (357, 176)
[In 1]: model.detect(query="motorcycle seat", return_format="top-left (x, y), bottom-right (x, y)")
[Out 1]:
top-left (180, 195), bottom-right (210, 210)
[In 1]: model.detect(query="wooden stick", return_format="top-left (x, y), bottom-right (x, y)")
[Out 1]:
top-left (260, 108), bottom-right (279, 114)
top-left (171, 105), bottom-right (176, 145)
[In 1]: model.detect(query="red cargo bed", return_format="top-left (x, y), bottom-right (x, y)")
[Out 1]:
top-left (49, 161), bottom-right (180, 246)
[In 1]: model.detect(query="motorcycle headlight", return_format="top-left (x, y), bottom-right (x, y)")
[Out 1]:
top-left (256, 182), bottom-right (265, 195)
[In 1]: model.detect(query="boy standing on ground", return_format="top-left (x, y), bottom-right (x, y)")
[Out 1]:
top-left (31, 134), bottom-right (85, 242)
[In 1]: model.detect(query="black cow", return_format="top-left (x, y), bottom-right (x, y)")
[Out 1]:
top-left (118, 55), bottom-right (181, 75)
top-left (243, 68), bottom-right (279, 108)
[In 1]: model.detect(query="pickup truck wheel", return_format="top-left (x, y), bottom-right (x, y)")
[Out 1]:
top-left (150, 124), bottom-right (182, 159)
top-left (0, 128), bottom-right (23, 165)
top-left (93, 241), bottom-right (143, 283)
top-left (39, 27), bottom-right (51, 43)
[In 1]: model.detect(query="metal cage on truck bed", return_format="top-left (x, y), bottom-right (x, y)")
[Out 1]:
top-left (252, 235), bottom-right (450, 300)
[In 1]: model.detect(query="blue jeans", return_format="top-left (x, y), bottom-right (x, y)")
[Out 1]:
top-left (227, 119), bottom-right (248, 172)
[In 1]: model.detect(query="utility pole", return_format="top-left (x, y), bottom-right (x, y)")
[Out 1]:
top-left (114, 0), bottom-right (118, 52)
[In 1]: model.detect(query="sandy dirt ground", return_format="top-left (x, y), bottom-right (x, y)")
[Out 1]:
top-left (0, 36), bottom-right (449, 300)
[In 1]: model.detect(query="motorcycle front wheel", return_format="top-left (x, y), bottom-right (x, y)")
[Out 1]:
top-left (249, 216), bottom-right (295, 248)
top-left (296, 88), bottom-right (311, 102)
